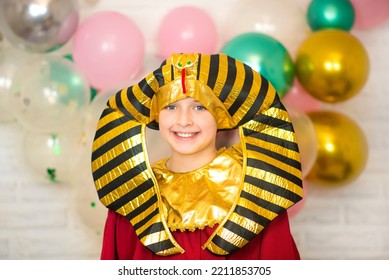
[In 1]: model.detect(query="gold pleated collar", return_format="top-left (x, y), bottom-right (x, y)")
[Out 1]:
top-left (152, 147), bottom-right (243, 232)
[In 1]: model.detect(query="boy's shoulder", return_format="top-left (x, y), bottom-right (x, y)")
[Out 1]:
top-left (223, 144), bottom-right (243, 164)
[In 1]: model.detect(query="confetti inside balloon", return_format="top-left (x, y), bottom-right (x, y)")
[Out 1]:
top-left (22, 130), bottom-right (85, 184)
top-left (10, 56), bottom-right (90, 133)
top-left (0, 46), bottom-right (36, 122)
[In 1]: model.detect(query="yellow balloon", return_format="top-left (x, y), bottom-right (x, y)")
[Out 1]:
top-left (306, 111), bottom-right (368, 186)
top-left (296, 30), bottom-right (369, 103)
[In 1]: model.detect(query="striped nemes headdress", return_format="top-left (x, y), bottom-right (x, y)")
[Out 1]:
top-left (91, 53), bottom-right (303, 256)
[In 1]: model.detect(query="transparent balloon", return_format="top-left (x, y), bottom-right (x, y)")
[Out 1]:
top-left (0, 0), bottom-right (79, 53)
top-left (83, 0), bottom-right (100, 6)
top-left (10, 56), bottom-right (90, 133)
top-left (134, 53), bottom-right (164, 80)
top-left (83, 87), bottom-right (121, 151)
top-left (69, 152), bottom-right (108, 235)
top-left (22, 128), bottom-right (85, 184)
top-left (0, 45), bottom-right (36, 122)
top-left (65, 123), bottom-right (108, 234)
top-left (222, 0), bottom-right (310, 58)
top-left (285, 105), bottom-right (318, 178)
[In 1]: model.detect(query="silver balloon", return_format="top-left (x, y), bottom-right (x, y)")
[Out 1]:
top-left (0, 0), bottom-right (79, 53)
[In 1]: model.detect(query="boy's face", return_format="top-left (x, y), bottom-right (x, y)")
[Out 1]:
top-left (158, 97), bottom-right (217, 158)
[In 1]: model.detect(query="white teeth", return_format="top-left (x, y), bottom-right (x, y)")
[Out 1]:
top-left (176, 132), bottom-right (196, 138)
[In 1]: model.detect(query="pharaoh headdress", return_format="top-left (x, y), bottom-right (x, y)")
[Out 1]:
top-left (91, 53), bottom-right (303, 256)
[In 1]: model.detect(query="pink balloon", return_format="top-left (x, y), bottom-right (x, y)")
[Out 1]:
top-left (282, 79), bottom-right (322, 113)
top-left (351, 0), bottom-right (389, 30)
top-left (57, 9), bottom-right (79, 44)
top-left (157, 6), bottom-right (218, 58)
top-left (72, 11), bottom-right (145, 90)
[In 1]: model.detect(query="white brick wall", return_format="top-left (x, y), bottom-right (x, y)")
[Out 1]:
top-left (0, 0), bottom-right (388, 260)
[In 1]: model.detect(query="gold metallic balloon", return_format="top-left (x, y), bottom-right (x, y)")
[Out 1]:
top-left (295, 30), bottom-right (369, 103)
top-left (306, 110), bottom-right (368, 186)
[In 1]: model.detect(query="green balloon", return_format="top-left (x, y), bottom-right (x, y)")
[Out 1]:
top-left (50, 57), bottom-right (89, 108)
top-left (221, 32), bottom-right (294, 97)
top-left (307, 0), bottom-right (355, 31)
top-left (64, 53), bottom-right (98, 102)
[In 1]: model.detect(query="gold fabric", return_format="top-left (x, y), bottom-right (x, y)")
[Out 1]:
top-left (91, 53), bottom-right (303, 256)
top-left (153, 147), bottom-right (242, 232)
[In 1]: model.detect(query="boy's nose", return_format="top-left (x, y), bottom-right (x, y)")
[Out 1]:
top-left (176, 110), bottom-right (193, 127)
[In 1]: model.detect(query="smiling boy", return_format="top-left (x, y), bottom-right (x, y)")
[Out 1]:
top-left (91, 53), bottom-right (303, 259)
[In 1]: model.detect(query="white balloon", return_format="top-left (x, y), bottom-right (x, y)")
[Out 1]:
top-left (10, 56), bottom-right (90, 133)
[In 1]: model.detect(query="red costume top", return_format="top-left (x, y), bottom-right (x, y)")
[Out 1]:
top-left (100, 209), bottom-right (300, 260)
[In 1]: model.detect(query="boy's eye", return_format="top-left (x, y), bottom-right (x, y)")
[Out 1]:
top-left (164, 104), bottom-right (176, 110)
top-left (194, 105), bottom-right (206, 111)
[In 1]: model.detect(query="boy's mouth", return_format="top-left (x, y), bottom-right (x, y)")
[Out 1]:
top-left (174, 132), bottom-right (198, 138)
